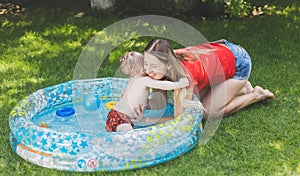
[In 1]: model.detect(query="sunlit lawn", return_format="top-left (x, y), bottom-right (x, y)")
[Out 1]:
top-left (0, 1), bottom-right (299, 175)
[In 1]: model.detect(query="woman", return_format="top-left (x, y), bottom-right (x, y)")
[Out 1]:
top-left (140, 38), bottom-right (274, 119)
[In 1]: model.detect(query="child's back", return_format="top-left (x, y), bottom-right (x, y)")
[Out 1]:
top-left (114, 77), bottom-right (149, 120)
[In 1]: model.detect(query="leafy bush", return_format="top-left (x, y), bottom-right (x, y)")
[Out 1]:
top-left (111, 0), bottom-right (252, 18)
top-left (113, 0), bottom-right (198, 17)
top-left (9, 0), bottom-right (253, 18)
top-left (223, 0), bottom-right (252, 18)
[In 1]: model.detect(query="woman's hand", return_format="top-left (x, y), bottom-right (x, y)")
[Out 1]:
top-left (178, 78), bottom-right (189, 87)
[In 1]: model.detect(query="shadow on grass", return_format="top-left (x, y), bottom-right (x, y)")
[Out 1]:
top-left (0, 0), bottom-right (299, 175)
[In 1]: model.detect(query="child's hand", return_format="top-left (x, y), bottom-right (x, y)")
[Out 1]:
top-left (178, 78), bottom-right (189, 87)
top-left (132, 104), bottom-right (145, 122)
top-left (120, 89), bottom-right (125, 98)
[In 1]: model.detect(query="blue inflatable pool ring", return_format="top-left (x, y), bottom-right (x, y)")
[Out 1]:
top-left (56, 107), bottom-right (75, 117)
top-left (9, 78), bottom-right (203, 172)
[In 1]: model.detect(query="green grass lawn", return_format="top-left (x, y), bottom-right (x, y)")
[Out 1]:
top-left (1, 1), bottom-right (299, 175)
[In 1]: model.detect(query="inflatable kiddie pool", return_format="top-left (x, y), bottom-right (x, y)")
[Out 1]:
top-left (9, 77), bottom-right (203, 172)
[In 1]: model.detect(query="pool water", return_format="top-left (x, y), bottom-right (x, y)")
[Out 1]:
top-left (31, 99), bottom-right (174, 133)
top-left (31, 100), bottom-right (112, 133)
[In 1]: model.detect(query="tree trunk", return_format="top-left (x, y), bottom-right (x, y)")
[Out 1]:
top-left (90, 0), bottom-right (115, 10)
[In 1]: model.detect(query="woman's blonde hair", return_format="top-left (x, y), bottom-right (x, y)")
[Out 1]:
top-left (120, 51), bottom-right (144, 77)
top-left (144, 38), bottom-right (203, 116)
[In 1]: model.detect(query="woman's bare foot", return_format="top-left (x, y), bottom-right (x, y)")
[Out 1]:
top-left (237, 81), bottom-right (254, 96)
top-left (253, 86), bottom-right (275, 102)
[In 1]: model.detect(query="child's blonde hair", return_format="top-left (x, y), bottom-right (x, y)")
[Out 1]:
top-left (120, 51), bottom-right (144, 77)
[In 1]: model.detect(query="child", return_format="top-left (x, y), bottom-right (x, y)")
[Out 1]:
top-left (106, 51), bottom-right (189, 132)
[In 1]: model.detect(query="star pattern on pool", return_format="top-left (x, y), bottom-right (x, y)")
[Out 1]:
top-left (9, 78), bottom-right (203, 171)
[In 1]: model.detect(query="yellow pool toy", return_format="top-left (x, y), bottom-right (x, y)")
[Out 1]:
top-left (105, 101), bottom-right (117, 110)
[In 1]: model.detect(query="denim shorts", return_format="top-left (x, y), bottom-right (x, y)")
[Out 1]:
top-left (222, 40), bottom-right (252, 80)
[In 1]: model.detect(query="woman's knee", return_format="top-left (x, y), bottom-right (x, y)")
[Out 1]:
top-left (207, 110), bottom-right (224, 119)
top-left (202, 102), bottom-right (224, 119)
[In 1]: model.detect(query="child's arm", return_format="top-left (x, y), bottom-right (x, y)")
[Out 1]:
top-left (143, 77), bottom-right (189, 90)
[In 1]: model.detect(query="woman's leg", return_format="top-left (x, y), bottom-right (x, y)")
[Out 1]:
top-left (202, 79), bottom-right (274, 119)
top-left (237, 81), bottom-right (254, 96)
top-left (148, 89), bottom-right (168, 109)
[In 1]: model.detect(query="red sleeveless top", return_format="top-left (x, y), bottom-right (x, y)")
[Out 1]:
top-left (174, 42), bottom-right (235, 92)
